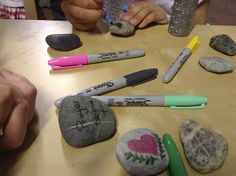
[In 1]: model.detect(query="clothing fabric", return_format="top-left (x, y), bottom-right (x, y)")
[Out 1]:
top-left (0, 5), bottom-right (26, 19)
top-left (0, 0), bottom-right (25, 19)
top-left (0, 0), bottom-right (24, 7)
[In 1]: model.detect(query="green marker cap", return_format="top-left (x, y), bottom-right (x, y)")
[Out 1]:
top-left (165, 95), bottom-right (208, 109)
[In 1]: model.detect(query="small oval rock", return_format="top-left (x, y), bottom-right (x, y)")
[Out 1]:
top-left (209, 34), bottom-right (236, 56)
top-left (199, 56), bottom-right (235, 73)
top-left (46, 33), bottom-right (82, 51)
top-left (109, 20), bottom-right (135, 37)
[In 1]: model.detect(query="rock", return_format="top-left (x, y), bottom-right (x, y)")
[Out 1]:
top-left (109, 20), bottom-right (135, 37)
top-left (209, 34), bottom-right (236, 56)
top-left (199, 56), bottom-right (235, 73)
top-left (116, 128), bottom-right (169, 176)
top-left (168, 0), bottom-right (198, 37)
top-left (179, 119), bottom-right (228, 174)
top-left (46, 33), bottom-right (82, 51)
top-left (59, 95), bottom-right (116, 147)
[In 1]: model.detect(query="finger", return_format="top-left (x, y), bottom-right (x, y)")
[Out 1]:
top-left (0, 70), bottom-right (37, 122)
top-left (62, 3), bottom-right (103, 24)
top-left (0, 84), bottom-right (15, 126)
top-left (123, 2), bottom-right (143, 21)
top-left (138, 12), bottom-right (156, 28)
top-left (130, 8), bottom-right (151, 26)
top-left (0, 100), bottom-right (29, 151)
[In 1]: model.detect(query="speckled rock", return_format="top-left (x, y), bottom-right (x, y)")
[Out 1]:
top-left (168, 0), bottom-right (198, 37)
top-left (209, 34), bottom-right (236, 56)
top-left (116, 128), bottom-right (169, 176)
top-left (46, 33), bottom-right (82, 51)
top-left (59, 95), bottom-right (116, 147)
top-left (109, 20), bottom-right (135, 36)
top-left (179, 119), bottom-right (228, 174)
top-left (199, 56), bottom-right (235, 73)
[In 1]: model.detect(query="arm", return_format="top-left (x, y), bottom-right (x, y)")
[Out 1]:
top-left (193, 0), bottom-right (211, 24)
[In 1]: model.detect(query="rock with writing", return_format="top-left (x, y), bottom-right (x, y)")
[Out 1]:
top-left (199, 56), bottom-right (235, 73)
top-left (46, 33), bottom-right (82, 51)
top-left (209, 34), bottom-right (236, 56)
top-left (179, 119), bottom-right (228, 174)
top-left (116, 128), bottom-right (169, 176)
top-left (109, 20), bottom-right (135, 37)
top-left (59, 95), bottom-right (116, 147)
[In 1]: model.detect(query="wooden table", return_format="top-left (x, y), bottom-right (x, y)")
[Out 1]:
top-left (0, 20), bottom-right (235, 176)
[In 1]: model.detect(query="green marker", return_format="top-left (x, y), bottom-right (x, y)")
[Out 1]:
top-left (163, 133), bottom-right (188, 176)
top-left (92, 95), bottom-right (208, 109)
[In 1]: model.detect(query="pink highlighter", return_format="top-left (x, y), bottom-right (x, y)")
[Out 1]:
top-left (48, 49), bottom-right (145, 70)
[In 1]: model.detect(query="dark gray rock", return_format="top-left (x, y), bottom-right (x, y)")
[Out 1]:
top-left (46, 34), bottom-right (82, 51)
top-left (59, 95), bottom-right (116, 147)
top-left (109, 20), bottom-right (135, 37)
top-left (116, 128), bottom-right (169, 176)
top-left (199, 56), bottom-right (235, 73)
top-left (209, 34), bottom-right (236, 56)
top-left (179, 120), bottom-right (228, 174)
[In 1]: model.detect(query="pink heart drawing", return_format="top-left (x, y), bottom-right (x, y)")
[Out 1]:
top-left (128, 134), bottom-right (158, 156)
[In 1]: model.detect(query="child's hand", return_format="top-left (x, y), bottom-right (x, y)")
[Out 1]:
top-left (119, 0), bottom-right (168, 28)
top-left (61, 0), bottom-right (104, 31)
top-left (0, 68), bottom-right (37, 151)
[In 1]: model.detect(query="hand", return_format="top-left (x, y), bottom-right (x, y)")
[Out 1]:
top-left (119, 0), bottom-right (168, 28)
top-left (0, 68), bottom-right (37, 151)
top-left (61, 0), bottom-right (104, 30)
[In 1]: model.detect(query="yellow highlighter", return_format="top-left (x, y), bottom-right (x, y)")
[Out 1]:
top-left (163, 36), bottom-right (200, 83)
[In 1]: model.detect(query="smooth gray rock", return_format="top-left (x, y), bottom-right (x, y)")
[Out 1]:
top-left (116, 128), bottom-right (169, 176)
top-left (109, 20), bottom-right (135, 37)
top-left (179, 119), bottom-right (228, 174)
top-left (46, 33), bottom-right (82, 51)
top-left (199, 56), bottom-right (235, 73)
top-left (209, 34), bottom-right (236, 56)
top-left (59, 95), bottom-right (116, 147)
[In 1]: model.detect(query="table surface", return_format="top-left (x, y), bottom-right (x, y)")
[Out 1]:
top-left (0, 19), bottom-right (235, 176)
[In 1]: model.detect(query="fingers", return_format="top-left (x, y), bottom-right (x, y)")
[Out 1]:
top-left (138, 12), bottom-right (167, 28)
top-left (119, 1), bottom-right (168, 28)
top-left (0, 100), bottom-right (29, 151)
top-left (61, 0), bottom-right (104, 30)
top-left (0, 84), bottom-right (15, 126)
top-left (0, 69), bottom-right (37, 122)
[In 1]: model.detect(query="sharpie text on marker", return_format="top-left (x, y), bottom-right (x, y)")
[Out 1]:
top-left (54, 68), bottom-right (158, 108)
top-left (48, 49), bottom-right (145, 70)
top-left (163, 36), bottom-right (200, 83)
top-left (92, 95), bottom-right (208, 109)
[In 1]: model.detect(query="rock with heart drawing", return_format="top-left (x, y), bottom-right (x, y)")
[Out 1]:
top-left (116, 128), bottom-right (169, 176)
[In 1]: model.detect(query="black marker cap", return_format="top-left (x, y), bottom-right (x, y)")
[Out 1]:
top-left (124, 68), bottom-right (158, 86)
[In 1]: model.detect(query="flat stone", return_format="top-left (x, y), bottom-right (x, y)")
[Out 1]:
top-left (199, 56), bottom-right (235, 73)
top-left (109, 20), bottom-right (135, 37)
top-left (46, 33), bottom-right (82, 51)
top-left (209, 34), bottom-right (236, 56)
top-left (59, 95), bottom-right (116, 147)
top-left (116, 128), bottom-right (169, 176)
top-left (179, 119), bottom-right (228, 174)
